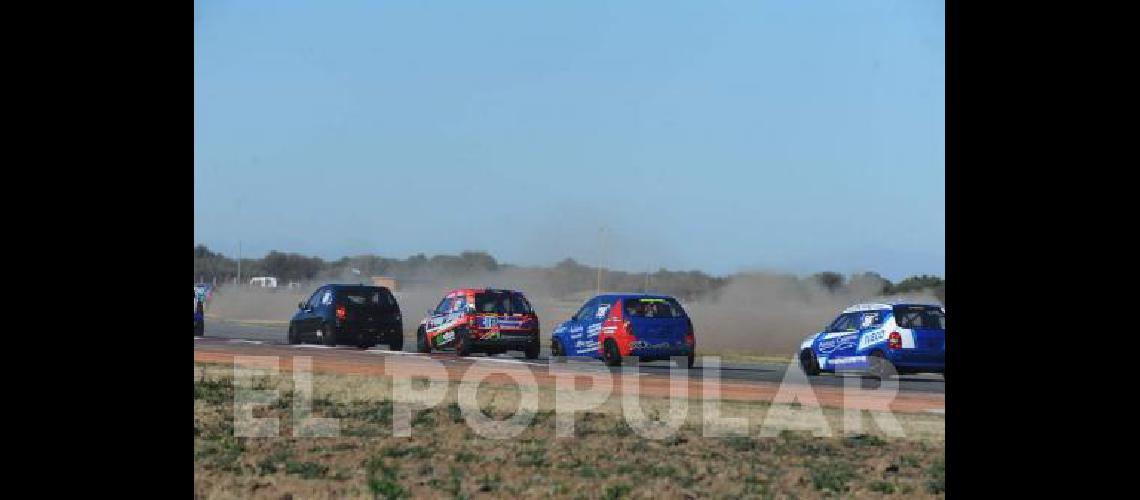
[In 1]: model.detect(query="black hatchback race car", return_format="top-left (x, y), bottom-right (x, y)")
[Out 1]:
top-left (288, 284), bottom-right (403, 349)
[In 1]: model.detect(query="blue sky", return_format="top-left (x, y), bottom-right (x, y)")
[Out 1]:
top-left (194, 0), bottom-right (944, 281)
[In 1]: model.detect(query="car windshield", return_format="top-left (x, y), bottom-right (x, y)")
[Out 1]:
top-left (474, 291), bottom-right (532, 314)
top-left (893, 305), bottom-right (945, 330)
top-left (623, 298), bottom-right (687, 318)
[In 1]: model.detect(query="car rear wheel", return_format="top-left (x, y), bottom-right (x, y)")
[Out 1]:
top-left (551, 338), bottom-right (564, 357)
top-left (455, 329), bottom-right (471, 357)
top-left (417, 327), bottom-right (431, 354)
top-left (524, 340), bottom-right (540, 360)
top-left (868, 350), bottom-right (895, 380)
top-left (800, 349), bottom-right (821, 376)
top-left (388, 333), bottom-right (403, 352)
top-left (194, 322), bottom-right (204, 337)
top-left (686, 352), bottom-right (695, 369)
top-left (321, 324), bottom-right (337, 347)
top-left (603, 339), bottom-right (621, 367)
top-left (287, 325), bottom-right (299, 345)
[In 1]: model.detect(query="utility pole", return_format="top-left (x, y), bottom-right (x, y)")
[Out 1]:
top-left (596, 227), bottom-right (606, 295)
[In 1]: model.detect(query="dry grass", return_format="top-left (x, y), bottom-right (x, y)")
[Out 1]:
top-left (195, 362), bottom-right (944, 498)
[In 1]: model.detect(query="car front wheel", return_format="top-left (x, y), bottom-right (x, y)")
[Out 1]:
top-left (800, 349), bottom-right (821, 376)
top-left (455, 329), bottom-right (471, 357)
top-left (867, 350), bottom-right (895, 380)
top-left (417, 327), bottom-right (431, 354)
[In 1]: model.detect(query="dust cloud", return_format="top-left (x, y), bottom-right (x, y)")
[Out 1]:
top-left (205, 268), bottom-right (940, 357)
top-left (683, 272), bottom-right (940, 356)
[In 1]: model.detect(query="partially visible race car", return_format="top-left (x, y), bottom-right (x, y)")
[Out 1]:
top-left (799, 302), bottom-right (945, 379)
top-left (416, 288), bottom-right (540, 358)
top-left (194, 293), bottom-right (205, 337)
top-left (288, 284), bottom-right (404, 349)
top-left (551, 294), bottom-right (695, 368)
top-left (194, 284), bottom-right (214, 305)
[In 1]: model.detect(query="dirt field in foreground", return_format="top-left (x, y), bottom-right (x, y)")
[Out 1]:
top-left (195, 363), bottom-right (945, 499)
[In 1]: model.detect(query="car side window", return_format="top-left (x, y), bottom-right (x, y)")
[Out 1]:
top-left (829, 313), bottom-right (858, 332)
top-left (307, 289), bottom-right (324, 309)
top-left (435, 297), bottom-right (453, 315)
top-left (826, 314), bottom-right (846, 332)
top-left (574, 299), bottom-right (597, 322)
top-left (320, 290), bottom-right (333, 306)
top-left (841, 313), bottom-right (860, 331)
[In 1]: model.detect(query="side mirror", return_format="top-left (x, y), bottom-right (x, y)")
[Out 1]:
top-left (298, 301), bottom-right (306, 310)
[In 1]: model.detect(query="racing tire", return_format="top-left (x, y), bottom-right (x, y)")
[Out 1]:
top-left (603, 339), bottom-right (621, 367)
top-left (455, 329), bottom-right (472, 357)
top-left (194, 322), bottom-right (204, 337)
top-left (524, 340), bottom-right (540, 360)
top-left (551, 338), bottom-right (564, 358)
top-left (388, 334), bottom-right (403, 352)
top-left (686, 352), bottom-right (695, 370)
top-left (867, 350), bottom-right (895, 380)
top-left (287, 326), bottom-right (299, 345)
top-left (417, 327), bottom-right (431, 354)
top-left (800, 349), bottom-right (821, 376)
top-left (320, 324), bottom-right (337, 347)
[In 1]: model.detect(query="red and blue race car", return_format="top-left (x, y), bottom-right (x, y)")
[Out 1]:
top-left (416, 288), bottom-right (541, 359)
top-left (551, 294), bottom-right (695, 368)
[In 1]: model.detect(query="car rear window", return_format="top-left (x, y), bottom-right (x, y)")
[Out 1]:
top-left (893, 305), bottom-right (944, 330)
top-left (474, 291), bottom-right (532, 314)
top-left (337, 288), bottom-right (396, 307)
top-left (623, 298), bottom-right (687, 318)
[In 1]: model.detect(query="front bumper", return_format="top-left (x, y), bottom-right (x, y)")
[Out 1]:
top-left (470, 330), bottom-right (539, 350)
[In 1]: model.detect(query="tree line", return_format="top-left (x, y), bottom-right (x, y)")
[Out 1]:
top-left (194, 245), bottom-right (944, 302)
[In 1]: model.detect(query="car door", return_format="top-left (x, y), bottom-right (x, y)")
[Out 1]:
top-left (567, 298), bottom-right (601, 357)
top-left (582, 297), bottom-right (613, 356)
top-left (305, 288), bottom-right (332, 339)
top-left (817, 312), bottom-right (860, 367)
top-left (294, 287), bottom-right (323, 339)
top-left (427, 295), bottom-right (455, 345)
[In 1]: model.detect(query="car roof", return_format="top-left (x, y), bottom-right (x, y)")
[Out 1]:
top-left (448, 288), bottom-right (525, 295)
top-left (593, 293), bottom-right (678, 302)
top-left (842, 301), bottom-right (943, 313)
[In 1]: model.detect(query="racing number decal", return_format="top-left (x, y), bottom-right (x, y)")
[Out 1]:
top-left (858, 329), bottom-right (886, 350)
top-left (596, 304), bottom-right (610, 319)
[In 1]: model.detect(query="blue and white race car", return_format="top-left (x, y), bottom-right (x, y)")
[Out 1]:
top-left (799, 302), bottom-right (945, 379)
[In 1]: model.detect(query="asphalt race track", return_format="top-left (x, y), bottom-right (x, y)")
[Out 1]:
top-left (199, 319), bottom-right (945, 397)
